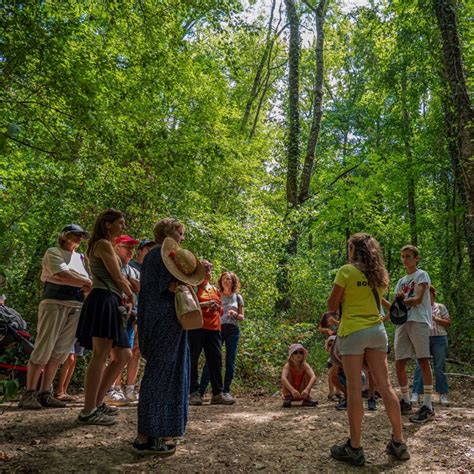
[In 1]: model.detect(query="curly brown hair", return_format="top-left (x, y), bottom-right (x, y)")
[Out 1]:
top-left (348, 233), bottom-right (389, 289)
top-left (217, 271), bottom-right (241, 293)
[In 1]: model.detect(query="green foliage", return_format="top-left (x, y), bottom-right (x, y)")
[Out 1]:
top-left (0, 0), bottom-right (472, 388)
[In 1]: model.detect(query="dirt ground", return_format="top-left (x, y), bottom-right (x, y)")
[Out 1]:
top-left (1, 377), bottom-right (473, 473)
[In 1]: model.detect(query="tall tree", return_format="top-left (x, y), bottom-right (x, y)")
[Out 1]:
top-left (276, 0), bottom-right (328, 310)
top-left (433, 0), bottom-right (474, 276)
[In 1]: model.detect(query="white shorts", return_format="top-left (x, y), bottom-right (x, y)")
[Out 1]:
top-left (29, 300), bottom-right (81, 366)
top-left (394, 321), bottom-right (431, 360)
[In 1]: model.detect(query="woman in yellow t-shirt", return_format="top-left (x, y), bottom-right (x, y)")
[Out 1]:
top-left (327, 233), bottom-right (409, 466)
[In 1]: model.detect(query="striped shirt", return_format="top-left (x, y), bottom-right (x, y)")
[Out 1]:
top-left (430, 303), bottom-right (450, 337)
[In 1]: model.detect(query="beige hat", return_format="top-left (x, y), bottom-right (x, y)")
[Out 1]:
top-left (288, 343), bottom-right (308, 360)
top-left (161, 237), bottom-right (206, 286)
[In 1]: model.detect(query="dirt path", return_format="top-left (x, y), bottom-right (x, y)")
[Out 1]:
top-left (1, 379), bottom-right (473, 473)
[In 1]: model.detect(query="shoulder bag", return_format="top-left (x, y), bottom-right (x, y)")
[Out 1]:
top-left (175, 284), bottom-right (203, 330)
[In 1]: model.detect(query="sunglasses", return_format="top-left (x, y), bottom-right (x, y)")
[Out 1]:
top-left (293, 350), bottom-right (304, 355)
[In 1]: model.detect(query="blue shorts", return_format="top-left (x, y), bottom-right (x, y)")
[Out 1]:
top-left (126, 320), bottom-right (135, 348)
top-left (71, 341), bottom-right (85, 357)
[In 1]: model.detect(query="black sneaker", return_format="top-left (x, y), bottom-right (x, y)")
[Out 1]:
top-left (282, 398), bottom-right (292, 408)
top-left (409, 405), bottom-right (435, 423)
top-left (330, 439), bottom-right (365, 466)
top-left (386, 436), bottom-right (410, 460)
top-left (132, 437), bottom-right (176, 456)
top-left (77, 408), bottom-right (116, 426)
top-left (399, 399), bottom-right (412, 414)
top-left (302, 398), bottom-right (318, 407)
top-left (97, 402), bottom-right (119, 416)
top-left (367, 398), bottom-right (377, 411)
top-left (336, 398), bottom-right (347, 410)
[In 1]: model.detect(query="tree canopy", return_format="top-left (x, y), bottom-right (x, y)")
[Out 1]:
top-left (1, 0), bottom-right (472, 371)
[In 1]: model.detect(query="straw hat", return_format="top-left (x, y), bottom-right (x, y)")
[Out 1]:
top-left (161, 237), bottom-right (206, 286)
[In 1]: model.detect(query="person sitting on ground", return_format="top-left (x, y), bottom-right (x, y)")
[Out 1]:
top-left (324, 336), bottom-right (344, 403)
top-left (19, 224), bottom-right (92, 410)
top-left (54, 341), bottom-right (85, 402)
top-left (281, 343), bottom-right (317, 408)
top-left (129, 240), bottom-right (156, 272)
top-left (105, 234), bottom-right (141, 405)
top-left (319, 311), bottom-right (340, 337)
top-left (411, 285), bottom-right (451, 407)
top-left (189, 260), bottom-right (235, 406)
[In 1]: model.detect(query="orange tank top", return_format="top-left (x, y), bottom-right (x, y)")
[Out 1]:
top-left (289, 366), bottom-right (305, 389)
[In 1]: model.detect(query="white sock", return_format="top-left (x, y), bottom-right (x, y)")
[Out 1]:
top-left (126, 384), bottom-right (134, 391)
top-left (423, 385), bottom-right (433, 410)
top-left (400, 385), bottom-right (410, 403)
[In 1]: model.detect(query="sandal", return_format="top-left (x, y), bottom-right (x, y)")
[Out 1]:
top-left (327, 394), bottom-right (339, 402)
top-left (132, 437), bottom-right (176, 456)
top-left (55, 393), bottom-right (77, 402)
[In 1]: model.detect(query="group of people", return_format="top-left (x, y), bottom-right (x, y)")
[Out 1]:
top-left (302, 234), bottom-right (450, 466)
top-left (14, 212), bottom-right (451, 464)
top-left (17, 210), bottom-right (245, 456)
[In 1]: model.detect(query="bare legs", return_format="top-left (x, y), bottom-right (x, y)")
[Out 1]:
top-left (56, 353), bottom-right (77, 396)
top-left (341, 350), bottom-right (405, 448)
top-left (83, 337), bottom-right (132, 413)
top-left (96, 346), bottom-right (132, 405)
top-left (26, 359), bottom-right (62, 393)
top-left (127, 343), bottom-right (141, 387)
top-left (365, 349), bottom-right (404, 443)
top-left (341, 354), bottom-right (365, 448)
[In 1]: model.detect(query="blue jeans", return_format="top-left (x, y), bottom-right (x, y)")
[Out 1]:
top-left (200, 324), bottom-right (240, 395)
top-left (412, 335), bottom-right (449, 394)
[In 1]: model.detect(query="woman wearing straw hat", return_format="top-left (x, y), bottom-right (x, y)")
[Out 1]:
top-left (134, 218), bottom-right (205, 456)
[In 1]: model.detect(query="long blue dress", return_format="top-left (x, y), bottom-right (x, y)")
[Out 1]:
top-left (137, 245), bottom-right (190, 438)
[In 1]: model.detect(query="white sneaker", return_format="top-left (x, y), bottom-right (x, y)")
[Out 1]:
top-left (410, 393), bottom-right (419, 404)
top-left (440, 394), bottom-right (450, 406)
top-left (105, 387), bottom-right (129, 406)
top-left (124, 387), bottom-right (139, 403)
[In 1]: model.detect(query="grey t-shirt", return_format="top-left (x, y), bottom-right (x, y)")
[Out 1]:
top-left (394, 268), bottom-right (432, 325)
top-left (221, 293), bottom-right (244, 326)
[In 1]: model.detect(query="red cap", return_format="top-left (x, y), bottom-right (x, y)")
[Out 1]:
top-left (115, 235), bottom-right (139, 246)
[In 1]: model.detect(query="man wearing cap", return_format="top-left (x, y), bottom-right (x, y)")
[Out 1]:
top-left (105, 235), bottom-right (141, 405)
top-left (129, 240), bottom-right (156, 272)
top-left (19, 224), bottom-right (92, 410)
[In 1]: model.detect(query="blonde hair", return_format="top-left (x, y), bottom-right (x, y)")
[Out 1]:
top-left (153, 218), bottom-right (184, 245)
top-left (348, 233), bottom-right (389, 289)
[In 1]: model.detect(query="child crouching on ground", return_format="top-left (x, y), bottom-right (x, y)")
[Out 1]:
top-left (281, 343), bottom-right (317, 408)
top-left (325, 336), bottom-right (345, 404)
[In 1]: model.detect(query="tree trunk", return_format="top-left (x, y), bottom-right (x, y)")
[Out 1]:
top-left (299, 0), bottom-right (326, 203)
top-left (400, 68), bottom-right (418, 246)
top-left (433, 0), bottom-right (474, 276)
top-left (284, 0), bottom-right (300, 208)
top-left (241, 0), bottom-right (277, 132)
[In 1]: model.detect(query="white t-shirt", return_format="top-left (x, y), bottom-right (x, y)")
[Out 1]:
top-left (394, 268), bottom-right (432, 325)
top-left (41, 246), bottom-right (89, 285)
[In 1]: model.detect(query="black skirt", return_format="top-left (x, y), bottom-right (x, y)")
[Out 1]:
top-left (76, 288), bottom-right (130, 350)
